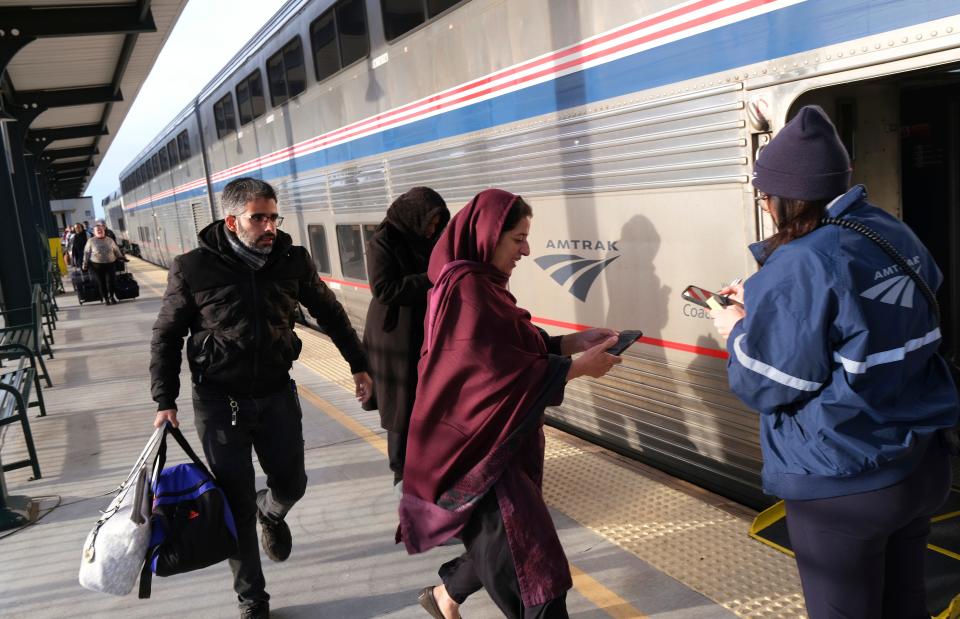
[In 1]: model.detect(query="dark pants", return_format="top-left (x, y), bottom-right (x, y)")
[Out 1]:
top-left (440, 491), bottom-right (569, 619)
top-left (387, 429), bottom-right (406, 484)
top-left (785, 438), bottom-right (952, 619)
top-left (192, 381), bottom-right (308, 610)
top-left (89, 261), bottom-right (116, 301)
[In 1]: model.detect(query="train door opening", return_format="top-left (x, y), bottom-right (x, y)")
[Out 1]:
top-left (789, 64), bottom-right (960, 369)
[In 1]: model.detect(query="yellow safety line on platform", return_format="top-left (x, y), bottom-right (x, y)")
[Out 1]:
top-left (297, 385), bottom-right (387, 457)
top-left (932, 510), bottom-right (960, 523)
top-left (296, 382), bottom-right (647, 619)
top-left (569, 564), bottom-right (649, 619)
top-left (928, 543), bottom-right (960, 561)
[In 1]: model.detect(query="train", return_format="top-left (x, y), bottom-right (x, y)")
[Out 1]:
top-left (111, 0), bottom-right (960, 508)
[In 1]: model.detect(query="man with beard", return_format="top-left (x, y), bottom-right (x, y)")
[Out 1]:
top-left (150, 177), bottom-right (373, 618)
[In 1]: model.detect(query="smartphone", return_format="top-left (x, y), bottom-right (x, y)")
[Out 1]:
top-left (606, 330), bottom-right (643, 355)
top-left (681, 285), bottom-right (741, 311)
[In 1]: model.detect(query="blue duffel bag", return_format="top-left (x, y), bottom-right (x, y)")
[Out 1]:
top-left (138, 424), bottom-right (238, 598)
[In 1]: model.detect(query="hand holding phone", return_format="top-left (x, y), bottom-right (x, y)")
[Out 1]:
top-left (606, 330), bottom-right (643, 355)
top-left (681, 285), bottom-right (742, 311)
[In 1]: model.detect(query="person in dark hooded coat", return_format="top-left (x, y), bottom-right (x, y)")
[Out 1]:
top-left (363, 187), bottom-right (450, 487)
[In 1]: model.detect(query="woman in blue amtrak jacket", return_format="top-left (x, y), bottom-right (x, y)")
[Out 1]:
top-left (711, 106), bottom-right (957, 619)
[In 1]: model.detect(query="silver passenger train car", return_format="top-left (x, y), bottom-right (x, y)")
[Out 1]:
top-left (116, 0), bottom-right (960, 508)
top-left (101, 190), bottom-right (126, 246)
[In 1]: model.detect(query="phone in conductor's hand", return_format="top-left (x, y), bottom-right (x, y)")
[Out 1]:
top-left (681, 285), bottom-right (742, 311)
top-left (606, 330), bottom-right (643, 355)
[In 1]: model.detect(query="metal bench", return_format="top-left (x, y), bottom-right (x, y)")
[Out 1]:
top-left (0, 357), bottom-right (43, 480)
top-left (0, 343), bottom-right (48, 418)
top-left (0, 286), bottom-right (53, 388)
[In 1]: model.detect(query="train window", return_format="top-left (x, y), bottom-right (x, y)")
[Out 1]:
top-left (311, 0), bottom-right (369, 83)
top-left (236, 70), bottom-right (266, 126)
top-left (336, 224), bottom-right (368, 280)
top-left (307, 225), bottom-right (332, 274)
top-left (310, 10), bottom-right (338, 81)
top-left (177, 130), bottom-right (191, 160)
top-left (381, 0), bottom-right (424, 40)
top-left (338, 0), bottom-right (368, 68)
top-left (362, 223), bottom-right (377, 246)
top-left (166, 140), bottom-right (179, 167)
top-left (381, 0), bottom-right (464, 40)
top-left (267, 37), bottom-right (307, 107)
top-left (426, 0), bottom-right (460, 17)
top-left (158, 146), bottom-right (170, 173)
top-left (213, 93), bottom-right (237, 139)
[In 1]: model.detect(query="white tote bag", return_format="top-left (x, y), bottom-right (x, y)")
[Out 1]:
top-left (79, 427), bottom-right (163, 596)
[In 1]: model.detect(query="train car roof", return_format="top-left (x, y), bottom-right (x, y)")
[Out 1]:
top-left (119, 0), bottom-right (310, 177)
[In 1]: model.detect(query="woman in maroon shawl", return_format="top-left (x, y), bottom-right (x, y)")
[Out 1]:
top-left (399, 189), bottom-right (622, 618)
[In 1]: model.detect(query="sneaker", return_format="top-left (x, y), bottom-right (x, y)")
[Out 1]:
top-left (239, 601), bottom-right (269, 619)
top-left (256, 489), bottom-right (292, 562)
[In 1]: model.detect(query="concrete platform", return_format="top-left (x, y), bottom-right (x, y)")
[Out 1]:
top-left (0, 259), bottom-right (803, 618)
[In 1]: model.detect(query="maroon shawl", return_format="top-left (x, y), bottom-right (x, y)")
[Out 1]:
top-left (398, 189), bottom-right (572, 607)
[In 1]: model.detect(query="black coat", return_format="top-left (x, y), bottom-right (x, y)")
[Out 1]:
top-left (150, 221), bottom-right (366, 410)
top-left (363, 223), bottom-right (432, 432)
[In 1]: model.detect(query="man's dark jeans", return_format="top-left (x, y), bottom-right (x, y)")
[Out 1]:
top-left (192, 380), bottom-right (308, 610)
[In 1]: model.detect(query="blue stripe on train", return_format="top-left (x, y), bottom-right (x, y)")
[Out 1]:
top-left (127, 0), bottom-right (959, 213)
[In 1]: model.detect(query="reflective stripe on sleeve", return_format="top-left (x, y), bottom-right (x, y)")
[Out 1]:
top-left (732, 334), bottom-right (824, 392)
top-left (833, 327), bottom-right (941, 375)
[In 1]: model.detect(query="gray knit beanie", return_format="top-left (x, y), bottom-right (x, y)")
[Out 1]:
top-left (752, 105), bottom-right (852, 201)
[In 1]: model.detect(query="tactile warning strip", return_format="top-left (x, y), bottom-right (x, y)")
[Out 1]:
top-left (294, 326), bottom-right (807, 618)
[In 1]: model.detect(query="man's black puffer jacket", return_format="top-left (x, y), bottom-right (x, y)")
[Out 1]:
top-left (150, 221), bottom-right (366, 410)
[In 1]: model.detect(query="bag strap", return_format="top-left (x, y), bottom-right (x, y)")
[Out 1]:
top-left (117, 426), bottom-right (165, 496)
top-left (138, 553), bottom-right (153, 599)
top-left (153, 422), bottom-right (216, 482)
top-left (821, 216), bottom-right (940, 323)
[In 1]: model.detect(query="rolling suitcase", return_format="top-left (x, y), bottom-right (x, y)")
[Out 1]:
top-left (73, 269), bottom-right (101, 304)
top-left (114, 272), bottom-right (139, 301)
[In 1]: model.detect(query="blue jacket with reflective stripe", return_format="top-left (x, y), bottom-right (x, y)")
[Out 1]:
top-left (726, 185), bottom-right (958, 500)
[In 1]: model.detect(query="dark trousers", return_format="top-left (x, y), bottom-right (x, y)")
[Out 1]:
top-left (440, 491), bottom-right (569, 619)
top-left (785, 438), bottom-right (952, 619)
top-left (387, 429), bottom-right (406, 484)
top-left (89, 261), bottom-right (116, 300)
top-left (192, 381), bottom-right (308, 609)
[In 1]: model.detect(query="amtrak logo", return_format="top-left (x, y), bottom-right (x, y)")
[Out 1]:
top-left (861, 260), bottom-right (922, 309)
top-left (535, 253), bottom-right (619, 302)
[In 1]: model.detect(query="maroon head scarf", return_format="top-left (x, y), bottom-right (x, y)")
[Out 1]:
top-left (398, 189), bottom-right (572, 607)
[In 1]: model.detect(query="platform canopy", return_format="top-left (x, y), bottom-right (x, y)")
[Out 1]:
top-left (0, 0), bottom-right (189, 199)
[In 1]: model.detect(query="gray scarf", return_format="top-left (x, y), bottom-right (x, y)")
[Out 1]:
top-left (225, 228), bottom-right (268, 270)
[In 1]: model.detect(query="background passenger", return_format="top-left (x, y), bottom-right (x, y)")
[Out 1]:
top-left (96, 218), bottom-right (118, 244)
top-left (399, 189), bottom-right (622, 619)
top-left (69, 223), bottom-right (87, 270)
top-left (82, 223), bottom-right (125, 304)
top-left (709, 106), bottom-right (958, 619)
top-left (63, 226), bottom-right (75, 265)
top-left (363, 186), bottom-right (450, 491)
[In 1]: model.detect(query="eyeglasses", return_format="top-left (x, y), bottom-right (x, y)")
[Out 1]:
top-left (241, 213), bottom-right (283, 226)
top-left (754, 193), bottom-right (770, 210)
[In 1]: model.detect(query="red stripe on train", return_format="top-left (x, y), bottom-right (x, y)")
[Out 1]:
top-left (316, 277), bottom-right (728, 359)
